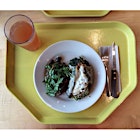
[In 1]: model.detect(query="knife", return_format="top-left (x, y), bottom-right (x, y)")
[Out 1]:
top-left (111, 43), bottom-right (119, 98)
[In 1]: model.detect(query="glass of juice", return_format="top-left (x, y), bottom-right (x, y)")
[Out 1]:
top-left (4, 14), bottom-right (41, 51)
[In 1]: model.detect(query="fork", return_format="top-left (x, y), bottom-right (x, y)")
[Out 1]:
top-left (101, 55), bottom-right (111, 97)
top-left (99, 47), bottom-right (111, 97)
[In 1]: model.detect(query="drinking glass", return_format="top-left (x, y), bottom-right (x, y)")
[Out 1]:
top-left (4, 14), bottom-right (41, 51)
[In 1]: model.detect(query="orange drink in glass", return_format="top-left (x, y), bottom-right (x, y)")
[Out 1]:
top-left (4, 14), bottom-right (41, 51)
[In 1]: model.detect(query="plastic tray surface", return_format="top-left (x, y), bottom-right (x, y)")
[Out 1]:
top-left (5, 21), bottom-right (137, 124)
top-left (43, 10), bottom-right (110, 17)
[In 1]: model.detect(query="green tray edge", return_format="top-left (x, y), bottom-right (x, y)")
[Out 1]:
top-left (43, 10), bottom-right (110, 17)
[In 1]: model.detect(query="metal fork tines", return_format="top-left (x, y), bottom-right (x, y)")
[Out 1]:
top-left (99, 47), bottom-right (111, 97)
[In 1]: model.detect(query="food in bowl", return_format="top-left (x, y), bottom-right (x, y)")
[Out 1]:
top-left (43, 56), bottom-right (94, 100)
top-left (33, 40), bottom-right (106, 113)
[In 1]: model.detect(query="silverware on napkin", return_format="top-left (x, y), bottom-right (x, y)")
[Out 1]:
top-left (99, 43), bottom-right (121, 98)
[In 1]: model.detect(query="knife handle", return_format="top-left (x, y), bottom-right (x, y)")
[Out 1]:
top-left (111, 69), bottom-right (118, 98)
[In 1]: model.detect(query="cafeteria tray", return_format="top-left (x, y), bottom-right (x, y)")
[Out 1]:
top-left (43, 10), bottom-right (110, 17)
top-left (5, 21), bottom-right (137, 124)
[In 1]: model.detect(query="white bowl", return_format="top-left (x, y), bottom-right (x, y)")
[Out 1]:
top-left (33, 40), bottom-right (106, 113)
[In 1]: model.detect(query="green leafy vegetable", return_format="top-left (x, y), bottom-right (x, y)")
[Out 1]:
top-left (69, 57), bottom-right (90, 66)
top-left (44, 57), bottom-right (71, 97)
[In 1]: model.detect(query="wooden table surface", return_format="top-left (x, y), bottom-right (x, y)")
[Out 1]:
top-left (0, 10), bottom-right (140, 129)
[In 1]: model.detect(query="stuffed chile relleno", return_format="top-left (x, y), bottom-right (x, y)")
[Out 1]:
top-left (66, 57), bottom-right (94, 100)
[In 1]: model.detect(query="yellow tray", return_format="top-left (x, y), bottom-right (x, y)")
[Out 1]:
top-left (5, 21), bottom-right (137, 124)
top-left (43, 10), bottom-right (110, 17)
